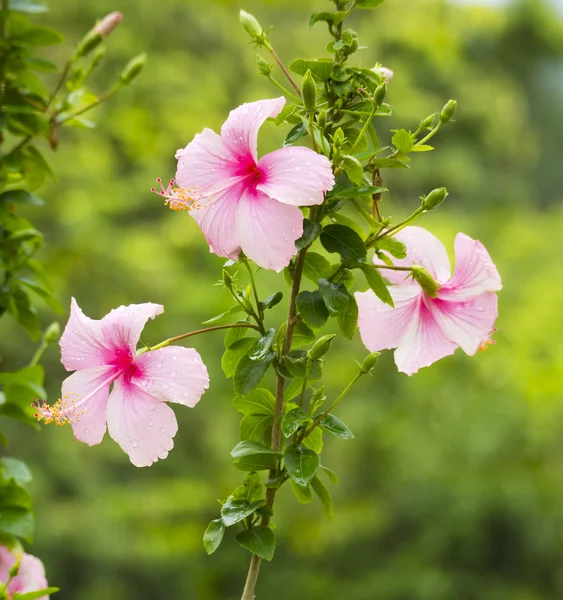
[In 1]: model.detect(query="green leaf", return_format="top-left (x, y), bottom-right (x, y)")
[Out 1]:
top-left (234, 352), bottom-right (274, 395)
top-left (375, 157), bottom-right (410, 169)
top-left (221, 338), bottom-right (256, 378)
top-left (236, 527), bottom-right (276, 561)
top-left (309, 386), bottom-right (327, 415)
top-left (233, 388), bottom-right (275, 416)
top-left (282, 407), bottom-right (309, 438)
top-left (232, 454), bottom-right (278, 472)
top-left (283, 122), bottom-right (307, 147)
top-left (392, 129), bottom-right (414, 154)
top-left (13, 589), bottom-right (60, 600)
top-left (319, 414), bottom-right (355, 439)
top-left (356, 0), bottom-right (387, 8)
top-left (240, 414), bottom-right (273, 442)
top-left (411, 144), bottom-right (434, 152)
top-left (318, 278), bottom-right (349, 315)
top-left (8, 290), bottom-right (41, 341)
top-left (374, 236), bottom-right (407, 259)
top-left (309, 11), bottom-right (346, 28)
top-left (295, 291), bottom-right (329, 328)
top-left (233, 472), bottom-right (264, 504)
top-left (224, 325), bottom-right (251, 348)
top-left (320, 224), bottom-right (367, 264)
top-left (260, 292), bottom-right (283, 311)
top-left (17, 278), bottom-right (62, 312)
top-left (203, 305), bottom-right (246, 325)
top-left (249, 329), bottom-right (275, 361)
top-left (289, 58), bottom-right (333, 81)
top-left (342, 155), bottom-right (364, 185)
top-left (319, 465), bottom-right (339, 485)
top-left (311, 476), bottom-right (334, 520)
top-left (296, 219), bottom-right (322, 250)
top-left (303, 252), bottom-right (333, 284)
top-left (17, 26), bottom-right (64, 45)
top-left (284, 443), bottom-right (320, 486)
top-left (303, 426), bottom-right (323, 453)
top-left (0, 507), bottom-right (33, 543)
top-left (360, 265), bottom-right (394, 307)
top-left (27, 57), bottom-right (59, 73)
top-left (291, 480), bottom-right (313, 504)
top-left (1, 458), bottom-right (32, 485)
top-left (231, 441), bottom-right (282, 459)
top-left (284, 378), bottom-right (304, 402)
top-left (291, 321), bottom-right (316, 349)
top-left (221, 499), bottom-right (264, 526)
top-left (8, 0), bottom-right (47, 13)
top-left (337, 293), bottom-right (358, 340)
top-left (335, 185), bottom-right (387, 199)
top-left (284, 351), bottom-right (323, 381)
top-left (203, 519), bottom-right (225, 555)
top-left (0, 190), bottom-right (43, 206)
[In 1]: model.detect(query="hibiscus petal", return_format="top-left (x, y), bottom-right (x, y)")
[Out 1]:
top-left (356, 285), bottom-right (421, 351)
top-left (101, 303), bottom-right (163, 357)
top-left (374, 226), bottom-right (451, 285)
top-left (221, 97), bottom-right (286, 162)
top-left (256, 146), bottom-right (334, 206)
top-left (61, 365), bottom-right (117, 446)
top-left (175, 128), bottom-right (239, 193)
top-left (439, 233), bottom-right (502, 301)
top-left (190, 181), bottom-right (245, 259)
top-left (132, 346), bottom-right (209, 408)
top-left (236, 189), bottom-right (303, 272)
top-left (107, 379), bottom-right (178, 467)
top-left (428, 292), bottom-right (499, 355)
top-left (10, 554), bottom-right (49, 598)
top-left (59, 298), bottom-right (110, 371)
top-left (394, 297), bottom-right (458, 375)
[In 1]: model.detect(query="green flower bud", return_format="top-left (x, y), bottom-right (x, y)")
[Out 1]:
top-left (222, 269), bottom-right (233, 289)
top-left (421, 187), bottom-right (448, 211)
top-left (75, 32), bottom-right (103, 59)
top-left (44, 321), bottom-right (61, 343)
top-left (412, 266), bottom-right (440, 297)
top-left (307, 334), bottom-right (336, 361)
top-left (240, 10), bottom-right (264, 41)
top-left (374, 83), bottom-right (387, 106)
top-left (333, 127), bottom-right (345, 148)
top-left (360, 352), bottom-right (380, 374)
top-left (8, 558), bottom-right (21, 578)
top-left (256, 54), bottom-right (272, 76)
top-left (419, 113), bottom-right (435, 130)
top-left (317, 109), bottom-right (327, 131)
top-left (120, 52), bottom-right (147, 84)
top-left (302, 70), bottom-right (317, 113)
top-left (440, 99), bottom-right (457, 123)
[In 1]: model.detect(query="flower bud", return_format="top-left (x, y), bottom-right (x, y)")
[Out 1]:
top-left (240, 10), bottom-right (264, 41)
top-left (419, 113), bottom-right (435, 130)
top-left (256, 54), bottom-right (272, 76)
top-left (75, 32), bottom-right (103, 58)
top-left (421, 187), bottom-right (448, 211)
top-left (93, 11), bottom-right (122, 37)
top-left (377, 66), bottom-right (394, 81)
top-left (374, 83), bottom-right (387, 106)
top-left (440, 99), bottom-right (457, 123)
top-left (302, 70), bottom-right (316, 113)
top-left (8, 559), bottom-right (21, 578)
top-left (307, 334), bottom-right (336, 361)
top-left (333, 127), bottom-right (345, 148)
top-left (222, 269), bottom-right (233, 289)
top-left (44, 321), bottom-right (61, 343)
top-left (360, 352), bottom-right (380, 374)
top-left (317, 109), bottom-right (327, 131)
top-left (412, 266), bottom-right (440, 297)
top-left (120, 52), bottom-right (146, 84)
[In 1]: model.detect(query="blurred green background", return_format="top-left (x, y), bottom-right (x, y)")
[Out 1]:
top-left (2, 0), bottom-right (563, 598)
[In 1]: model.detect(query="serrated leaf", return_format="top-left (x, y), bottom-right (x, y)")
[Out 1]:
top-left (236, 527), bottom-right (276, 561)
top-left (360, 265), bottom-right (394, 307)
top-left (282, 407), bottom-right (309, 438)
top-left (284, 443), bottom-right (320, 486)
top-left (392, 129), bottom-right (413, 154)
top-left (203, 519), bottom-right (225, 555)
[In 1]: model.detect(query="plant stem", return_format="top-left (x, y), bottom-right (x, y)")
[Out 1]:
top-left (264, 41), bottom-right (302, 98)
top-left (298, 359), bottom-right (312, 408)
top-left (241, 555), bottom-right (262, 600)
top-left (416, 121), bottom-right (443, 146)
top-left (308, 112), bottom-right (318, 153)
top-left (266, 74), bottom-right (300, 102)
top-left (243, 260), bottom-right (264, 323)
top-left (56, 84), bottom-right (121, 125)
top-left (372, 206), bottom-right (425, 242)
top-left (46, 59), bottom-right (73, 112)
top-left (148, 323), bottom-right (259, 352)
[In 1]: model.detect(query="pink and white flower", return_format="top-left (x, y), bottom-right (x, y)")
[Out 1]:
top-left (163, 97), bottom-right (334, 272)
top-left (356, 226), bottom-right (502, 375)
top-left (35, 299), bottom-right (209, 467)
top-left (0, 546), bottom-right (49, 599)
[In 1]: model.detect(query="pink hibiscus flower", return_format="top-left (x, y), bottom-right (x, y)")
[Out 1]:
top-left (0, 546), bottom-right (49, 599)
top-left (162, 97), bottom-right (334, 272)
top-left (356, 226), bottom-right (502, 375)
top-left (35, 299), bottom-right (209, 467)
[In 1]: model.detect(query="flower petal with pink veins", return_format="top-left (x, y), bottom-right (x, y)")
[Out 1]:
top-left (256, 146), bottom-right (335, 206)
top-left (175, 128), bottom-right (239, 193)
top-left (356, 285), bottom-right (421, 352)
top-left (236, 189), bottom-right (303, 272)
top-left (374, 226), bottom-right (451, 285)
top-left (221, 97), bottom-right (286, 162)
top-left (428, 292), bottom-right (499, 355)
top-left (100, 303), bottom-right (163, 359)
top-left (107, 379), bottom-right (178, 467)
top-left (439, 233), bottom-right (502, 301)
top-left (61, 365), bottom-right (117, 446)
top-left (59, 298), bottom-right (110, 371)
top-left (132, 346), bottom-right (209, 408)
top-left (190, 181), bottom-right (246, 259)
top-left (394, 297), bottom-right (458, 375)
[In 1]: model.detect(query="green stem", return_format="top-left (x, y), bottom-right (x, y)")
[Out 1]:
top-left (308, 112), bottom-right (318, 153)
top-left (372, 206), bottom-right (425, 243)
top-left (56, 83), bottom-right (121, 125)
top-left (264, 41), bottom-right (302, 98)
top-left (302, 370), bottom-right (364, 439)
top-left (243, 260), bottom-right (264, 323)
top-left (334, 102), bottom-right (378, 177)
top-left (267, 74), bottom-right (300, 102)
top-left (298, 360), bottom-right (312, 409)
top-left (46, 58), bottom-right (74, 112)
top-left (148, 323), bottom-right (259, 352)
top-left (376, 264), bottom-right (413, 272)
top-left (241, 555), bottom-right (262, 600)
top-left (416, 121), bottom-right (443, 147)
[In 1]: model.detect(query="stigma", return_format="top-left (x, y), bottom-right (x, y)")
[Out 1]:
top-left (151, 178), bottom-right (204, 211)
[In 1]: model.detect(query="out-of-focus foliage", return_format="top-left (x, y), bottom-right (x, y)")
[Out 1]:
top-left (1, 0), bottom-right (562, 598)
